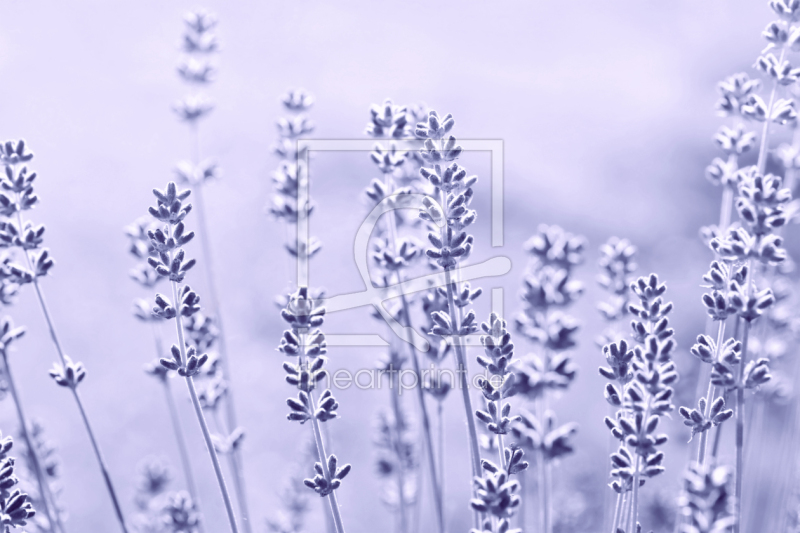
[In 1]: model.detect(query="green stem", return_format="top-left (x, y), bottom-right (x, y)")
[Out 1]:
top-left (2, 352), bottom-right (63, 533)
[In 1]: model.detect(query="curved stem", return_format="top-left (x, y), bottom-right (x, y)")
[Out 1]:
top-left (2, 353), bottom-right (63, 533)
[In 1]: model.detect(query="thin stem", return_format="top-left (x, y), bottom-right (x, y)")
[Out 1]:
top-left (733, 319), bottom-right (750, 533)
top-left (2, 353), bottom-right (63, 533)
top-left (710, 391), bottom-right (727, 460)
top-left (171, 276), bottom-right (239, 533)
top-left (610, 492), bottom-right (622, 533)
top-left (162, 378), bottom-right (202, 525)
top-left (381, 170), bottom-right (444, 532)
top-left (757, 75), bottom-right (782, 176)
top-left (189, 122), bottom-right (239, 435)
top-left (437, 400), bottom-right (445, 527)
top-left (616, 491), bottom-right (630, 533)
top-left (698, 320), bottom-right (726, 465)
top-left (14, 203), bottom-right (128, 532)
top-left (444, 268), bottom-right (482, 522)
top-left (184, 374), bottom-right (239, 533)
top-left (191, 182), bottom-right (237, 431)
top-left (212, 409), bottom-right (252, 533)
top-left (438, 183), bottom-right (481, 519)
top-left (307, 390), bottom-right (346, 533)
top-left (537, 447), bottom-right (549, 533)
top-left (388, 371), bottom-right (409, 533)
top-left (154, 325), bottom-right (202, 524)
top-left (519, 468), bottom-right (526, 532)
top-left (496, 392), bottom-right (506, 472)
top-left (628, 398), bottom-right (651, 533)
top-left (73, 388), bottom-right (129, 532)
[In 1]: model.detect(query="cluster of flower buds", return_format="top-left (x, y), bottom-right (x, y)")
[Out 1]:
top-left (303, 455), bottom-right (351, 497)
top-left (0, 141), bottom-right (54, 288)
top-left (511, 410), bottom-right (577, 464)
top-left (512, 226), bottom-right (582, 406)
top-left (597, 237), bottom-right (638, 345)
top-left (679, 396), bottom-right (734, 442)
top-left (602, 275), bottom-right (676, 506)
top-left (736, 1), bottom-right (800, 128)
top-left (415, 110), bottom-right (484, 400)
top-left (162, 490), bottom-right (201, 532)
top-left (704, 71), bottom-right (760, 241)
top-left (270, 89), bottom-right (317, 232)
top-left (710, 169), bottom-right (789, 326)
top-left (139, 183), bottom-right (210, 382)
top-left (366, 99), bottom-right (411, 139)
top-left (469, 469), bottom-right (521, 523)
top-left (0, 317), bottom-right (24, 360)
top-left (0, 432), bottom-right (36, 530)
top-left (126, 216), bottom-right (165, 294)
top-left (474, 315), bottom-right (529, 480)
top-left (415, 110), bottom-right (477, 270)
top-left (173, 8), bottom-right (218, 126)
top-left (278, 287), bottom-right (350, 498)
top-left (677, 462), bottom-right (736, 532)
top-left (515, 225), bottom-right (584, 355)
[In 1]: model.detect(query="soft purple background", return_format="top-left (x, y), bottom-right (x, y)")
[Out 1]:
top-left (0, 1), bottom-right (785, 531)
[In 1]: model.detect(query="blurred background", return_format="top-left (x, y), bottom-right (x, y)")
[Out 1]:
top-left (0, 0), bottom-right (792, 531)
